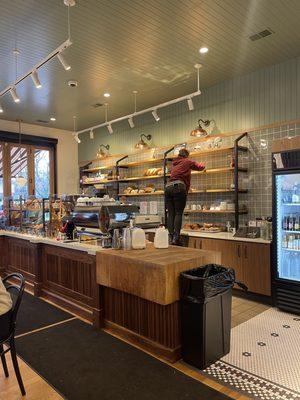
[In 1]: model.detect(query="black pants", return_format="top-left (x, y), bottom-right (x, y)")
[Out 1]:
top-left (165, 182), bottom-right (187, 236)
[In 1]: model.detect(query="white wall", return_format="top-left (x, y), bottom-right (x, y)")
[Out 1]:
top-left (0, 119), bottom-right (78, 195)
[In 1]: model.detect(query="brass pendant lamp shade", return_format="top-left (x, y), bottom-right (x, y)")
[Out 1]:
top-left (190, 119), bottom-right (213, 137)
top-left (134, 134), bottom-right (152, 150)
top-left (97, 144), bottom-right (110, 158)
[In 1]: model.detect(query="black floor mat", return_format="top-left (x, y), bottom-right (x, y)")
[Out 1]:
top-left (16, 319), bottom-right (230, 400)
top-left (16, 292), bottom-right (73, 336)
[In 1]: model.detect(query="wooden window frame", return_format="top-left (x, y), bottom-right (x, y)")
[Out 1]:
top-left (0, 131), bottom-right (57, 198)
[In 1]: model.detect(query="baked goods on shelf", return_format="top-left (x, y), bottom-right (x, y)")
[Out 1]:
top-left (121, 184), bottom-right (162, 195)
top-left (143, 167), bottom-right (163, 176)
top-left (183, 222), bottom-right (223, 233)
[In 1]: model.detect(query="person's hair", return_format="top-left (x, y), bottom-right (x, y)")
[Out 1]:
top-left (178, 148), bottom-right (189, 158)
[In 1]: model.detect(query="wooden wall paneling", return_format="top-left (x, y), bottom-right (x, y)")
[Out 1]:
top-left (102, 286), bottom-right (181, 362)
top-left (6, 237), bottom-right (36, 283)
top-left (41, 245), bottom-right (100, 324)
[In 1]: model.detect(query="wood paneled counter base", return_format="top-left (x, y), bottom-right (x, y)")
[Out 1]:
top-left (97, 244), bottom-right (221, 362)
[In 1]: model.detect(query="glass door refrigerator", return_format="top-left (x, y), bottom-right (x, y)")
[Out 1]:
top-left (272, 147), bottom-right (300, 314)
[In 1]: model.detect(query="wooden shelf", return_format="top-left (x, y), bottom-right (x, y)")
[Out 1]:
top-left (120, 174), bottom-right (165, 182)
top-left (119, 191), bottom-right (164, 197)
top-left (119, 189), bottom-right (248, 196)
top-left (82, 179), bottom-right (118, 185)
top-left (191, 166), bottom-right (248, 175)
top-left (82, 165), bottom-right (115, 173)
top-left (183, 210), bottom-right (248, 214)
top-left (116, 145), bottom-right (248, 169)
top-left (82, 167), bottom-right (247, 185)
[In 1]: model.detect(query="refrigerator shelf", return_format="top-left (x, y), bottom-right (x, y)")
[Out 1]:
top-left (282, 248), bottom-right (300, 253)
top-left (282, 230), bottom-right (300, 234)
top-left (282, 203), bottom-right (300, 206)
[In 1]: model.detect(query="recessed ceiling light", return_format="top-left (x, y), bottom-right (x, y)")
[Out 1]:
top-left (104, 93), bottom-right (110, 98)
top-left (199, 47), bottom-right (209, 54)
top-left (50, 117), bottom-right (56, 121)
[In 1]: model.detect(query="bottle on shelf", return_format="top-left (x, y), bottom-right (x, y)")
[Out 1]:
top-left (295, 215), bottom-right (300, 231)
top-left (288, 215), bottom-right (294, 231)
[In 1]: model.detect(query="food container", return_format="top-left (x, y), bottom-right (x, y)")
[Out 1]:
top-left (154, 226), bottom-right (169, 249)
top-left (131, 228), bottom-right (146, 249)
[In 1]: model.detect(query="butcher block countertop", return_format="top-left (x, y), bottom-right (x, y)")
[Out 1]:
top-left (96, 244), bottom-right (221, 305)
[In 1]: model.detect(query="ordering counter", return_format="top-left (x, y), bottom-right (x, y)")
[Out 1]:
top-left (0, 230), bottom-right (220, 362)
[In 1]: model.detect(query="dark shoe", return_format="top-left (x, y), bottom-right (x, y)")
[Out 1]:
top-left (171, 233), bottom-right (181, 246)
top-left (169, 233), bottom-right (174, 244)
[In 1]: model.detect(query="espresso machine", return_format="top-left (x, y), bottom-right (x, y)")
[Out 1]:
top-left (72, 198), bottom-right (162, 247)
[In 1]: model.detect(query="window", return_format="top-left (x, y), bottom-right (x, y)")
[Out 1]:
top-left (34, 149), bottom-right (51, 198)
top-left (0, 134), bottom-right (56, 200)
top-left (10, 145), bottom-right (29, 199)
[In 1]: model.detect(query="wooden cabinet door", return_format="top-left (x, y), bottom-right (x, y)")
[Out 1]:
top-left (188, 237), bottom-right (202, 249)
top-left (242, 243), bottom-right (271, 296)
top-left (201, 238), bottom-right (244, 286)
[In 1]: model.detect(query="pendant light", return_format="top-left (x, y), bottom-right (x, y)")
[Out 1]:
top-left (190, 119), bottom-right (214, 137)
top-left (97, 144), bottom-right (110, 158)
top-left (134, 134), bottom-right (152, 150)
top-left (15, 120), bottom-right (27, 188)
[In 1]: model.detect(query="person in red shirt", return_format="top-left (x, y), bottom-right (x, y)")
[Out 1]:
top-left (165, 148), bottom-right (205, 245)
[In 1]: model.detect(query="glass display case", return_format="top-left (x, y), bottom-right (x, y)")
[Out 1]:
top-left (2, 195), bottom-right (78, 237)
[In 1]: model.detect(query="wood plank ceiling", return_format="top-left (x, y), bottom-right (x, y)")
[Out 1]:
top-left (0, 0), bottom-right (299, 131)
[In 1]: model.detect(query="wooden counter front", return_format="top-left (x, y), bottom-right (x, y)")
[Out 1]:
top-left (96, 244), bottom-right (220, 305)
top-left (97, 244), bottom-right (220, 361)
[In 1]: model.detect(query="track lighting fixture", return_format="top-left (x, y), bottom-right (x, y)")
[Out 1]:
top-left (0, 39), bottom-right (72, 108)
top-left (187, 98), bottom-right (194, 111)
top-left (50, 117), bottom-right (56, 121)
top-left (31, 70), bottom-right (42, 88)
top-left (152, 110), bottom-right (160, 122)
top-left (107, 124), bottom-right (113, 134)
top-left (0, 103), bottom-right (3, 113)
top-left (74, 134), bottom-right (81, 144)
top-left (134, 134), bottom-right (152, 150)
top-left (76, 65), bottom-right (202, 135)
top-left (57, 53), bottom-right (71, 71)
top-left (90, 129), bottom-right (94, 139)
top-left (10, 87), bottom-right (20, 103)
top-left (128, 117), bottom-right (135, 128)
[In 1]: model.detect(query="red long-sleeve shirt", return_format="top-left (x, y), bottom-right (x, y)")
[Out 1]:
top-left (169, 157), bottom-right (205, 192)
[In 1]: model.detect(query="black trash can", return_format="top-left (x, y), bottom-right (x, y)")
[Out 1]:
top-left (180, 264), bottom-right (235, 370)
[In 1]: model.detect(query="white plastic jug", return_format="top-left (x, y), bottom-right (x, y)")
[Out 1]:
top-left (154, 226), bottom-right (169, 249)
top-left (131, 228), bottom-right (146, 249)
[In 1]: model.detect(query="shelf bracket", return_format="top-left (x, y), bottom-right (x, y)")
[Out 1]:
top-left (234, 132), bottom-right (248, 230)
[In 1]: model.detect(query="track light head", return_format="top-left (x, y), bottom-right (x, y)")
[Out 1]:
top-left (31, 70), bottom-right (42, 88)
top-left (152, 110), bottom-right (160, 122)
top-left (128, 117), bottom-right (135, 128)
top-left (0, 103), bottom-right (3, 113)
top-left (107, 124), bottom-right (113, 134)
top-left (57, 53), bottom-right (71, 71)
top-left (10, 87), bottom-right (20, 103)
top-left (73, 133), bottom-right (81, 143)
top-left (90, 129), bottom-right (94, 139)
top-left (187, 98), bottom-right (194, 111)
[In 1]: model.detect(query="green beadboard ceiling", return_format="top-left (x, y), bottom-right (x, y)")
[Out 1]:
top-left (0, 0), bottom-right (300, 131)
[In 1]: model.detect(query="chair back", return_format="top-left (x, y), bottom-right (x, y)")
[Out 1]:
top-left (2, 273), bottom-right (25, 338)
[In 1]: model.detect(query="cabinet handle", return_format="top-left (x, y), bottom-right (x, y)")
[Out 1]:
top-left (244, 245), bottom-right (248, 259)
top-left (199, 240), bottom-right (202, 249)
top-left (237, 245), bottom-right (241, 257)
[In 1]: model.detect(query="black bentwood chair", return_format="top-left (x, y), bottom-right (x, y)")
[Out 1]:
top-left (0, 273), bottom-right (26, 396)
